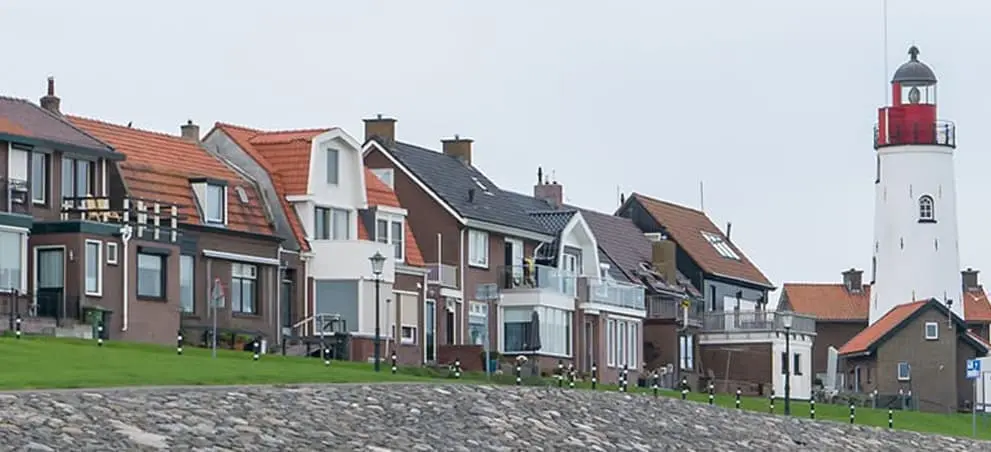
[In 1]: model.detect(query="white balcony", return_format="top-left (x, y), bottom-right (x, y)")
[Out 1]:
top-left (498, 264), bottom-right (576, 311)
top-left (309, 239), bottom-right (396, 282)
top-left (588, 280), bottom-right (645, 310)
top-left (426, 263), bottom-right (458, 288)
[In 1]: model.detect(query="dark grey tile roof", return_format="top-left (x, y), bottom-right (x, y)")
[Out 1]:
top-left (528, 210), bottom-right (576, 235)
top-left (388, 141), bottom-right (549, 234)
top-left (0, 96), bottom-right (114, 153)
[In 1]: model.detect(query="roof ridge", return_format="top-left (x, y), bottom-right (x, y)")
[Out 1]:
top-left (67, 114), bottom-right (190, 144)
top-left (216, 121), bottom-right (332, 137)
top-left (632, 192), bottom-right (705, 215)
top-left (0, 95), bottom-right (31, 103)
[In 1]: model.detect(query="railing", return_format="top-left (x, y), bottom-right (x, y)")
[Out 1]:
top-left (426, 263), bottom-right (459, 288)
top-left (589, 279), bottom-right (646, 310)
top-left (498, 264), bottom-right (577, 298)
top-left (61, 196), bottom-right (181, 242)
top-left (2, 290), bottom-right (83, 328)
top-left (701, 310), bottom-right (816, 335)
top-left (1, 177), bottom-right (31, 214)
top-left (647, 295), bottom-right (703, 326)
top-left (874, 120), bottom-right (956, 149)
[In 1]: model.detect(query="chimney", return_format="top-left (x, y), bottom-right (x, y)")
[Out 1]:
top-left (442, 135), bottom-right (473, 165)
top-left (180, 120), bottom-right (200, 142)
top-left (962, 268), bottom-right (980, 292)
top-left (533, 167), bottom-right (563, 209)
top-left (650, 237), bottom-right (678, 286)
top-left (363, 114), bottom-right (397, 145)
top-left (39, 76), bottom-right (61, 115)
top-left (842, 268), bottom-right (863, 293)
top-left (725, 222), bottom-right (732, 241)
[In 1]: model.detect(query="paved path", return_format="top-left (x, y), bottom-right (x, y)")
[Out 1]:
top-left (0, 383), bottom-right (986, 451)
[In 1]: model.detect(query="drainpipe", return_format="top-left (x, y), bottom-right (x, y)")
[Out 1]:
top-left (458, 227), bottom-right (465, 344)
top-left (302, 253), bottom-right (311, 335)
top-left (120, 225), bottom-right (133, 332)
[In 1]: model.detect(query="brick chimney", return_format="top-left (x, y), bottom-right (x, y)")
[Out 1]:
top-left (180, 120), bottom-right (200, 142)
top-left (648, 234), bottom-right (678, 285)
top-left (962, 268), bottom-right (980, 292)
top-left (39, 76), bottom-right (61, 115)
top-left (442, 135), bottom-right (473, 165)
top-left (363, 114), bottom-right (397, 145)
top-left (842, 268), bottom-right (863, 293)
top-left (533, 167), bottom-right (563, 208)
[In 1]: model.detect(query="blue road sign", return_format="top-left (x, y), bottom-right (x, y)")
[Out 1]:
top-left (967, 358), bottom-right (981, 380)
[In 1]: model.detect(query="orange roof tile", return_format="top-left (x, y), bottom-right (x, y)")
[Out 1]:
top-left (630, 193), bottom-right (773, 287)
top-left (965, 288), bottom-right (991, 322)
top-left (837, 300), bottom-right (928, 355)
top-left (364, 168), bottom-right (424, 267)
top-left (69, 116), bottom-right (274, 236)
top-left (968, 330), bottom-right (991, 350)
top-left (781, 283), bottom-right (870, 321)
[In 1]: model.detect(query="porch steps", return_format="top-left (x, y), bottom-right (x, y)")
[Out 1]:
top-left (1, 317), bottom-right (91, 339)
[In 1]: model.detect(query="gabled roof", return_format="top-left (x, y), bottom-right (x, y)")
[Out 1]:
top-left (625, 193), bottom-right (773, 288)
top-left (0, 97), bottom-right (115, 155)
top-left (782, 283), bottom-right (991, 323)
top-left (364, 168), bottom-right (425, 267)
top-left (372, 141), bottom-right (551, 238)
top-left (69, 116), bottom-right (274, 236)
top-left (838, 298), bottom-right (989, 356)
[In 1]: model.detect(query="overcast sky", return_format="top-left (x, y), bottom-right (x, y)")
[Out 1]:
top-left (4, 1), bottom-right (990, 299)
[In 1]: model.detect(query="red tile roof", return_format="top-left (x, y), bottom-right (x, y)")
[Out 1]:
top-left (837, 300), bottom-right (928, 355)
top-left (783, 283), bottom-right (991, 323)
top-left (69, 116), bottom-right (274, 235)
top-left (965, 289), bottom-right (991, 322)
top-left (629, 193), bottom-right (773, 287)
top-left (364, 168), bottom-right (424, 267)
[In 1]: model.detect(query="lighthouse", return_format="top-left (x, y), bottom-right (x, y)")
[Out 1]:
top-left (870, 45), bottom-right (962, 324)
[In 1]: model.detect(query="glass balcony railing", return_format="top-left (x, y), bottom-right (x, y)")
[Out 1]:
top-left (701, 310), bottom-right (816, 335)
top-left (498, 264), bottom-right (577, 298)
top-left (426, 263), bottom-right (459, 288)
top-left (589, 280), bottom-right (645, 310)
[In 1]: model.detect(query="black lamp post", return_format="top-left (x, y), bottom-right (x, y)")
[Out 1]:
top-left (782, 311), bottom-right (793, 415)
top-left (370, 251), bottom-right (386, 372)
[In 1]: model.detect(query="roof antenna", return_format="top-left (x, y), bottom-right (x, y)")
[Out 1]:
top-left (699, 180), bottom-right (705, 212)
top-left (537, 167), bottom-right (543, 185)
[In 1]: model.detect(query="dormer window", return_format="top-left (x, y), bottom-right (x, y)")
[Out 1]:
top-left (205, 184), bottom-right (226, 225)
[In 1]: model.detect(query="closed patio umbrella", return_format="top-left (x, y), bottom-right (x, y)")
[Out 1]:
top-left (527, 309), bottom-right (542, 352)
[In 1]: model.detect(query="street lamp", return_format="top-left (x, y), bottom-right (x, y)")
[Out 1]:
top-left (781, 311), bottom-right (794, 416)
top-left (369, 251), bottom-right (387, 372)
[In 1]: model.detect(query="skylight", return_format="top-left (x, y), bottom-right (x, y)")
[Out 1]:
top-left (470, 176), bottom-right (488, 192)
top-left (234, 186), bottom-right (249, 204)
top-left (700, 230), bottom-right (740, 260)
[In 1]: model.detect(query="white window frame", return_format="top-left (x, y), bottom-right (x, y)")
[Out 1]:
top-left (314, 206), bottom-right (352, 240)
top-left (628, 322), bottom-right (638, 369)
top-left (680, 333), bottom-right (695, 371)
top-left (371, 168), bottom-right (395, 190)
top-left (401, 325), bottom-right (417, 344)
top-left (179, 254), bottom-right (195, 313)
top-left (0, 228), bottom-right (28, 293)
top-left (375, 213), bottom-right (405, 263)
top-left (84, 239), bottom-right (103, 296)
top-left (468, 229), bottom-right (489, 268)
top-left (31, 151), bottom-right (47, 204)
top-left (897, 361), bottom-right (911, 381)
top-left (205, 184), bottom-right (226, 224)
top-left (701, 230), bottom-right (740, 260)
top-left (606, 318), bottom-right (616, 367)
top-left (924, 321), bottom-right (939, 340)
top-left (326, 148), bottom-right (339, 185)
top-left (106, 242), bottom-right (119, 265)
top-left (231, 262), bottom-right (258, 314)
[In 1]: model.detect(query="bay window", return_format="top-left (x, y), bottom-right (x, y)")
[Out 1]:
top-left (501, 306), bottom-right (573, 356)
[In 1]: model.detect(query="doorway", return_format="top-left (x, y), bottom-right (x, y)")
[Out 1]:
top-left (425, 299), bottom-right (436, 362)
top-left (445, 303), bottom-right (456, 345)
top-left (35, 247), bottom-right (64, 318)
top-left (584, 318), bottom-right (595, 372)
top-left (281, 274), bottom-right (293, 331)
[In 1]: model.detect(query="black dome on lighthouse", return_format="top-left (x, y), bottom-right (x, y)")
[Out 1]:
top-left (891, 45), bottom-right (937, 86)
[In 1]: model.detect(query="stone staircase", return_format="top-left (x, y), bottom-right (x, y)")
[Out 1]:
top-left (2, 316), bottom-right (92, 339)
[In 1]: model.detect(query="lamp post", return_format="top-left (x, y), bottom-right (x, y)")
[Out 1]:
top-left (781, 311), bottom-right (793, 415)
top-left (369, 251), bottom-right (387, 372)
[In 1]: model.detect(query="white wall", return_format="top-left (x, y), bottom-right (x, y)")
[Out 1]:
top-left (310, 240), bottom-right (395, 282)
top-left (307, 131), bottom-right (366, 208)
top-left (357, 278), bottom-right (396, 336)
top-left (771, 337), bottom-right (814, 401)
top-left (872, 144), bottom-right (962, 323)
top-left (559, 213), bottom-right (600, 277)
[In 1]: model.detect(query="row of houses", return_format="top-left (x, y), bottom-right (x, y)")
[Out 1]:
top-left (0, 78), bottom-right (810, 393)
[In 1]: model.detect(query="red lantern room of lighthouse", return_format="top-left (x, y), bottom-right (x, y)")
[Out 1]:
top-left (875, 45), bottom-right (956, 149)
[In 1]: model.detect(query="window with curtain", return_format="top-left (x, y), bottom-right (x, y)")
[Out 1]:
top-left (0, 231), bottom-right (24, 292)
top-left (180, 255), bottom-right (194, 313)
top-left (84, 240), bottom-right (101, 295)
top-left (137, 252), bottom-right (165, 299)
top-left (528, 306), bottom-right (573, 356)
top-left (231, 263), bottom-right (257, 314)
top-left (61, 158), bottom-right (93, 200)
top-left (468, 229), bottom-right (489, 267)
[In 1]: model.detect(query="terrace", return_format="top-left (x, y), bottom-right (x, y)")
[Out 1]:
top-left (60, 196), bottom-right (181, 242)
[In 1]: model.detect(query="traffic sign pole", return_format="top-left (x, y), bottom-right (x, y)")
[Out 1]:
top-left (967, 358), bottom-right (981, 438)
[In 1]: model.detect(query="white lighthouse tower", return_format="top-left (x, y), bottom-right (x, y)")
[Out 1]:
top-left (870, 45), bottom-right (962, 324)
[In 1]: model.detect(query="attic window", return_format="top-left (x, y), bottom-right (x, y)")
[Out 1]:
top-left (234, 186), bottom-right (249, 204)
top-left (205, 184), bottom-right (226, 225)
top-left (701, 230), bottom-right (739, 260)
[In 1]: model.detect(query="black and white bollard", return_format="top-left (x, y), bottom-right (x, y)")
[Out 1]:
top-left (680, 377), bottom-right (688, 400)
top-left (568, 364), bottom-right (575, 389)
top-left (558, 361), bottom-right (564, 387)
top-left (591, 364), bottom-right (598, 390)
top-left (735, 388), bottom-right (741, 409)
top-left (769, 390), bottom-right (775, 413)
top-left (14, 315), bottom-right (21, 339)
top-left (391, 352), bottom-right (398, 374)
top-left (454, 359), bottom-right (462, 379)
top-left (252, 341), bottom-right (260, 361)
top-left (887, 409), bottom-right (893, 428)
top-left (97, 324), bottom-right (104, 347)
top-left (652, 372), bottom-right (659, 397)
top-left (515, 364), bottom-right (522, 386)
top-left (176, 330), bottom-right (183, 355)
top-left (620, 364), bottom-right (629, 392)
top-left (707, 382), bottom-right (714, 405)
top-left (849, 403), bottom-right (855, 424)
top-left (810, 399), bottom-right (816, 419)
top-left (323, 343), bottom-right (331, 366)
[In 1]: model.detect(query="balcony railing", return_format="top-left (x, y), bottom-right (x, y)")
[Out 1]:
top-left (874, 120), bottom-right (956, 149)
top-left (60, 196), bottom-right (181, 242)
top-left (701, 310), bottom-right (816, 335)
top-left (647, 296), bottom-right (703, 326)
top-left (1, 177), bottom-right (31, 214)
top-left (589, 280), bottom-right (645, 310)
top-left (426, 263), bottom-right (459, 288)
top-left (498, 264), bottom-right (577, 298)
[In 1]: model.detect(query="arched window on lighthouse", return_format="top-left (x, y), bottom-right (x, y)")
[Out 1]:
top-left (919, 195), bottom-right (935, 222)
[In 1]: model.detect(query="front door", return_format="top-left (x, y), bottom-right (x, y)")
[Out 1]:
top-left (584, 319), bottom-right (595, 372)
top-left (35, 248), bottom-right (64, 318)
top-left (281, 278), bottom-right (293, 331)
top-left (425, 299), bottom-right (436, 362)
top-left (446, 305), bottom-right (456, 345)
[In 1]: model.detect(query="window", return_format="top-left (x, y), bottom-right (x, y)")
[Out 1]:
top-left (793, 353), bottom-right (803, 375)
top-left (401, 326), bottom-right (417, 344)
top-left (468, 229), bottom-right (489, 267)
top-left (180, 255), bottom-right (194, 313)
top-left (326, 148), bottom-right (339, 184)
top-left (375, 215), bottom-right (405, 262)
top-left (919, 195), bottom-right (935, 222)
top-left (924, 321), bottom-right (939, 340)
top-left (680, 334), bottom-right (695, 370)
top-left (469, 301), bottom-right (488, 346)
top-left (314, 207), bottom-right (350, 240)
top-left (231, 263), bottom-right (258, 314)
top-left (106, 242), bottom-right (119, 265)
top-left (502, 306), bottom-right (572, 356)
top-left (0, 230), bottom-right (24, 292)
top-left (371, 168), bottom-right (394, 189)
top-left (61, 158), bottom-right (93, 200)
top-left (205, 184), bottom-right (226, 224)
top-left (897, 361), bottom-right (911, 381)
top-left (606, 319), bottom-right (616, 366)
top-left (31, 152), bottom-right (47, 204)
top-left (701, 230), bottom-right (740, 260)
top-left (137, 252), bottom-right (165, 299)
top-left (84, 240), bottom-right (102, 296)
top-left (606, 317), bottom-right (638, 368)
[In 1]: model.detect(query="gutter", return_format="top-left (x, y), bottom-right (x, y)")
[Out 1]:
top-left (120, 225), bottom-right (133, 332)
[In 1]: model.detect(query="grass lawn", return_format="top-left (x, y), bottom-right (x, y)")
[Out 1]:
top-left (3, 336), bottom-right (990, 440)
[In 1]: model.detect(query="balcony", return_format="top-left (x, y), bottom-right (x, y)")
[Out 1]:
top-left (588, 279), bottom-right (645, 311)
top-left (874, 120), bottom-right (955, 149)
top-left (647, 295), bottom-right (702, 327)
top-left (60, 196), bottom-right (181, 242)
top-left (701, 310), bottom-right (816, 335)
top-left (426, 263), bottom-right (459, 288)
top-left (497, 264), bottom-right (576, 311)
